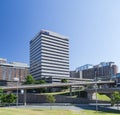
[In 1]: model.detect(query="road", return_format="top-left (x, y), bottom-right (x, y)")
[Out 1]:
top-left (5, 103), bottom-right (120, 112)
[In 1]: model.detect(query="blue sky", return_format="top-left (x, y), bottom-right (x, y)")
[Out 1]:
top-left (0, 0), bottom-right (120, 71)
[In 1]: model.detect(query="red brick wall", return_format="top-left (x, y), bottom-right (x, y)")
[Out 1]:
top-left (0, 66), bottom-right (29, 82)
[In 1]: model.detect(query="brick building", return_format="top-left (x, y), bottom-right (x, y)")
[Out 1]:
top-left (70, 62), bottom-right (118, 80)
top-left (0, 58), bottom-right (29, 82)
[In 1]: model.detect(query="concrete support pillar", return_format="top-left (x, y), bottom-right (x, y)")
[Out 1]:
top-left (70, 86), bottom-right (72, 96)
top-left (87, 92), bottom-right (94, 100)
top-left (24, 89), bottom-right (27, 106)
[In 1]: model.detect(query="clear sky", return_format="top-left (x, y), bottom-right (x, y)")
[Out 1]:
top-left (0, 0), bottom-right (120, 71)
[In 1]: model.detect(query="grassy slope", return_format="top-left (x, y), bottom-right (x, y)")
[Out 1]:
top-left (43, 90), bottom-right (81, 97)
top-left (97, 93), bottom-right (110, 101)
top-left (44, 91), bottom-right (111, 101)
top-left (0, 108), bottom-right (119, 115)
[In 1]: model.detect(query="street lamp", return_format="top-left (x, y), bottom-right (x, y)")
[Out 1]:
top-left (14, 77), bottom-right (19, 107)
top-left (94, 69), bottom-right (98, 112)
top-left (95, 81), bottom-right (98, 111)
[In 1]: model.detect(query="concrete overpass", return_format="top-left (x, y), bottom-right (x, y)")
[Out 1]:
top-left (86, 86), bottom-right (120, 100)
top-left (86, 87), bottom-right (120, 94)
top-left (0, 80), bottom-right (114, 90)
top-left (0, 80), bottom-right (115, 106)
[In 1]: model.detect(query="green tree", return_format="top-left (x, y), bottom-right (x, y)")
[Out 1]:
top-left (35, 80), bottom-right (46, 93)
top-left (1, 94), bottom-right (7, 106)
top-left (24, 75), bottom-right (35, 84)
top-left (0, 89), bottom-right (3, 106)
top-left (46, 95), bottom-right (56, 110)
top-left (0, 89), bottom-right (17, 106)
top-left (39, 80), bottom-right (46, 84)
top-left (61, 79), bottom-right (67, 83)
top-left (111, 91), bottom-right (120, 110)
top-left (1, 93), bottom-right (17, 106)
top-left (6, 94), bottom-right (17, 106)
top-left (0, 89), bottom-right (3, 93)
top-left (35, 80), bottom-right (46, 84)
top-left (61, 79), bottom-right (68, 90)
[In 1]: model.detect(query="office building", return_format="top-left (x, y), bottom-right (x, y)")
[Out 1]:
top-left (114, 73), bottom-right (120, 83)
top-left (0, 58), bottom-right (29, 82)
top-left (30, 30), bottom-right (69, 80)
top-left (70, 62), bottom-right (118, 80)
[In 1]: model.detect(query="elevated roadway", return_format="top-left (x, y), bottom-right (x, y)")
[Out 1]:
top-left (0, 80), bottom-right (115, 106)
top-left (86, 87), bottom-right (120, 94)
top-left (0, 80), bottom-right (114, 91)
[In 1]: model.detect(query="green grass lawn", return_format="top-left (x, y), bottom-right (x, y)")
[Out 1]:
top-left (44, 90), bottom-right (111, 101)
top-left (97, 93), bottom-right (111, 101)
top-left (0, 108), bottom-right (119, 115)
top-left (43, 89), bottom-right (82, 97)
top-left (43, 90), bottom-right (70, 95)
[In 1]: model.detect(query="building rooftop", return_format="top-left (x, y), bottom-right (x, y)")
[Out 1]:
top-left (31, 29), bottom-right (69, 42)
top-left (40, 29), bottom-right (68, 39)
top-left (76, 62), bottom-right (116, 71)
top-left (0, 58), bottom-right (29, 68)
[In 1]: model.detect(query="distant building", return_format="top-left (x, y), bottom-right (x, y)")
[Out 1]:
top-left (115, 73), bottom-right (120, 83)
top-left (76, 64), bottom-right (93, 71)
top-left (0, 58), bottom-right (7, 63)
top-left (0, 58), bottom-right (29, 82)
top-left (70, 71), bottom-right (82, 79)
top-left (70, 62), bottom-right (118, 80)
top-left (30, 30), bottom-right (69, 80)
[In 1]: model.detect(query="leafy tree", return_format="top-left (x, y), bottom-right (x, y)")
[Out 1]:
top-left (35, 80), bottom-right (46, 84)
top-left (1, 94), bottom-right (7, 106)
top-left (6, 94), bottom-right (17, 106)
top-left (24, 75), bottom-right (35, 84)
top-left (0, 89), bottom-right (3, 106)
top-left (111, 91), bottom-right (120, 109)
top-left (25, 77), bottom-right (47, 93)
top-left (61, 79), bottom-right (68, 89)
top-left (61, 79), bottom-right (67, 83)
top-left (0, 89), bottom-right (17, 106)
top-left (1, 93), bottom-right (17, 106)
top-left (46, 95), bottom-right (56, 110)
top-left (34, 80), bottom-right (46, 93)
top-left (0, 89), bottom-right (3, 93)
top-left (7, 94), bottom-right (17, 104)
top-left (39, 80), bottom-right (46, 84)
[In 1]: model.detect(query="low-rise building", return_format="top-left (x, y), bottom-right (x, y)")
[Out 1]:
top-left (70, 62), bottom-right (118, 80)
top-left (115, 73), bottom-right (120, 83)
top-left (0, 58), bottom-right (29, 82)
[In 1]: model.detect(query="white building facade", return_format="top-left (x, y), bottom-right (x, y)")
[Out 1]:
top-left (30, 30), bottom-right (69, 80)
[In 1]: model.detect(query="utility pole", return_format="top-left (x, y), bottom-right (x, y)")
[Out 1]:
top-left (14, 77), bottom-right (19, 107)
top-left (94, 69), bottom-right (98, 112)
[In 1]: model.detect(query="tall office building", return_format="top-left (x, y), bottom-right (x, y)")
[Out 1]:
top-left (30, 30), bottom-right (69, 80)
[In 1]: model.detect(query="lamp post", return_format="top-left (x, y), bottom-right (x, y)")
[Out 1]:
top-left (94, 69), bottom-right (98, 112)
top-left (95, 81), bottom-right (98, 111)
top-left (14, 77), bottom-right (19, 107)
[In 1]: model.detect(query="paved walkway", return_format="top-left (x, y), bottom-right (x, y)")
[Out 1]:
top-left (10, 104), bottom-right (83, 111)
top-left (4, 103), bottom-right (120, 112)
